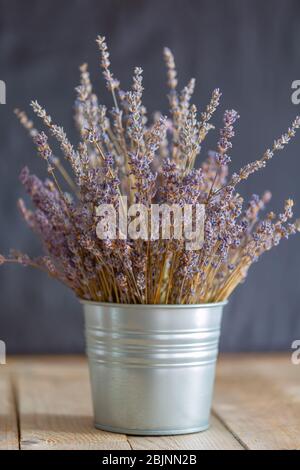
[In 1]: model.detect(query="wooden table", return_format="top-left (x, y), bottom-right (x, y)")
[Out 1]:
top-left (1, 354), bottom-right (299, 450)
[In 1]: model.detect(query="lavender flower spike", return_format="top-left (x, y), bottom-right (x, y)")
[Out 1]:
top-left (0, 36), bottom-right (299, 305)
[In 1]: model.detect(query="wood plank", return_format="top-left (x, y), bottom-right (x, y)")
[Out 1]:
top-left (213, 354), bottom-right (300, 450)
top-left (128, 415), bottom-right (243, 450)
top-left (0, 364), bottom-right (19, 449)
top-left (12, 358), bottom-right (130, 450)
top-left (12, 354), bottom-right (299, 451)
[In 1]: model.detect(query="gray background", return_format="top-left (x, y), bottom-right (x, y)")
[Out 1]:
top-left (0, 0), bottom-right (300, 353)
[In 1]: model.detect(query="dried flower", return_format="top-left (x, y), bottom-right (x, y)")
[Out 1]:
top-left (96, 35), bottom-right (120, 98)
top-left (215, 109), bottom-right (240, 166)
top-left (1, 36), bottom-right (300, 305)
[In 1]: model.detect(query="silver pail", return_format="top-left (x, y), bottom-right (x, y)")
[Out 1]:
top-left (82, 301), bottom-right (226, 435)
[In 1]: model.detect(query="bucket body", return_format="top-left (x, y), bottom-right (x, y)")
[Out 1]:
top-left (83, 301), bottom-right (225, 435)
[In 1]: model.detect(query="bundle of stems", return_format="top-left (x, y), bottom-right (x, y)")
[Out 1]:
top-left (1, 36), bottom-right (300, 304)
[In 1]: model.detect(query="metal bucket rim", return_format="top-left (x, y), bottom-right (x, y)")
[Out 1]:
top-left (80, 299), bottom-right (227, 309)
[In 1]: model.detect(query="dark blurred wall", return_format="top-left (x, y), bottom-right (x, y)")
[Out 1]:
top-left (0, 0), bottom-right (300, 353)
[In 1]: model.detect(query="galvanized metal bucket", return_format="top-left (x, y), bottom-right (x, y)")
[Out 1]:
top-left (82, 301), bottom-right (226, 435)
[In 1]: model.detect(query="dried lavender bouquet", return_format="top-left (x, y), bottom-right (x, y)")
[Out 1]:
top-left (1, 36), bottom-right (300, 305)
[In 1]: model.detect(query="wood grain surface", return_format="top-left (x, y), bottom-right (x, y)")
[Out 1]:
top-left (0, 355), bottom-right (298, 450)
